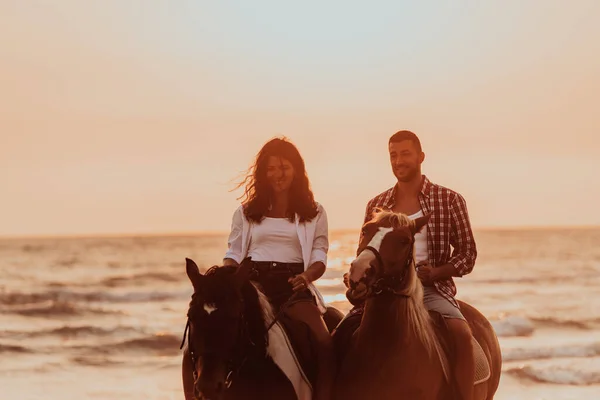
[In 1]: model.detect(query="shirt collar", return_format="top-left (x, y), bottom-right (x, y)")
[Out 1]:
top-left (386, 174), bottom-right (432, 208)
top-left (420, 175), bottom-right (432, 198)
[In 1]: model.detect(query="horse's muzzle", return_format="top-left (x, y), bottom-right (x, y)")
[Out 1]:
top-left (346, 284), bottom-right (368, 306)
top-left (195, 376), bottom-right (225, 400)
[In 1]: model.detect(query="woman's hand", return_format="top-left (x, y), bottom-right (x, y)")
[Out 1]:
top-left (288, 273), bottom-right (311, 292)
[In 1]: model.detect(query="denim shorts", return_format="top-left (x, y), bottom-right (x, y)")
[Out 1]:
top-left (423, 286), bottom-right (466, 320)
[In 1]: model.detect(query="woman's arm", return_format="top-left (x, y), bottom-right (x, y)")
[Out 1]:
top-left (223, 206), bottom-right (244, 265)
top-left (290, 204), bottom-right (329, 291)
top-left (222, 258), bottom-right (239, 267)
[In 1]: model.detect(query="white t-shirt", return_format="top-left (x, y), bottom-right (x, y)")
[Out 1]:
top-left (407, 210), bottom-right (428, 264)
top-left (247, 217), bottom-right (304, 263)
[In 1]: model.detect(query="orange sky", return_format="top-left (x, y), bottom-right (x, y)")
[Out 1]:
top-left (1, 1), bottom-right (599, 236)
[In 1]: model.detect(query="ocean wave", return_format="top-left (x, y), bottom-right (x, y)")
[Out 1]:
top-left (115, 334), bottom-right (181, 352)
top-left (508, 362), bottom-right (600, 385)
top-left (503, 342), bottom-right (600, 362)
top-left (491, 315), bottom-right (599, 337)
top-left (471, 275), bottom-right (588, 285)
top-left (531, 316), bottom-right (599, 330)
top-left (21, 244), bottom-right (46, 253)
top-left (70, 356), bottom-right (125, 367)
top-left (0, 344), bottom-right (32, 353)
top-left (491, 316), bottom-right (535, 337)
top-left (1, 289), bottom-right (186, 306)
top-left (78, 333), bottom-right (182, 356)
top-left (100, 272), bottom-right (181, 287)
top-left (0, 325), bottom-right (139, 339)
top-left (6, 300), bottom-right (122, 317)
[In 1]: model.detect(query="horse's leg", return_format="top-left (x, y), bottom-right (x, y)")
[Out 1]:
top-left (285, 301), bottom-right (336, 400)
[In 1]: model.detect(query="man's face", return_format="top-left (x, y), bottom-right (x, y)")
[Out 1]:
top-left (389, 140), bottom-right (424, 182)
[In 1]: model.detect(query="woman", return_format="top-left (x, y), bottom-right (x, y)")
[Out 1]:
top-left (183, 137), bottom-right (334, 400)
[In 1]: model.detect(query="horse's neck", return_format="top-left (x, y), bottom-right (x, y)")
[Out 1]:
top-left (358, 295), bottom-right (425, 355)
top-left (350, 294), bottom-right (447, 398)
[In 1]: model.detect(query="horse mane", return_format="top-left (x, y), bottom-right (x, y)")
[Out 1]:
top-left (369, 210), bottom-right (444, 360)
top-left (370, 207), bottom-right (416, 229)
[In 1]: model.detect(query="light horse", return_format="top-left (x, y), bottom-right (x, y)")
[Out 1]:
top-left (182, 258), bottom-right (343, 400)
top-left (333, 211), bottom-right (502, 400)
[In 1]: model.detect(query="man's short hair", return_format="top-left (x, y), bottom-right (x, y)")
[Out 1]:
top-left (389, 130), bottom-right (422, 153)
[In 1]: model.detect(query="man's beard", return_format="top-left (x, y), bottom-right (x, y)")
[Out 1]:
top-left (394, 166), bottom-right (419, 182)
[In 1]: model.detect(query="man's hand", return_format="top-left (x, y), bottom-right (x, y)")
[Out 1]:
top-left (343, 272), bottom-right (350, 288)
top-left (288, 273), bottom-right (311, 292)
top-left (416, 262), bottom-right (438, 286)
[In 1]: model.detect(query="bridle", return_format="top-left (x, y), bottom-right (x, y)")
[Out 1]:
top-left (179, 295), bottom-right (251, 392)
top-left (358, 234), bottom-right (415, 298)
top-left (179, 266), bottom-right (302, 394)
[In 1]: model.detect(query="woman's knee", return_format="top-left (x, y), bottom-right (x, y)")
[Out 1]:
top-left (286, 303), bottom-right (330, 339)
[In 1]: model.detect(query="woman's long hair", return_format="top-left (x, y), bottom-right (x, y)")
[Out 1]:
top-left (235, 137), bottom-right (318, 223)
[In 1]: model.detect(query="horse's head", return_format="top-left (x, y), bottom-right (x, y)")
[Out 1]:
top-left (346, 210), bottom-right (430, 303)
top-left (184, 258), bottom-right (265, 400)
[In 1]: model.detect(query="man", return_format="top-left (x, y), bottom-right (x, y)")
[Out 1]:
top-left (350, 130), bottom-right (477, 400)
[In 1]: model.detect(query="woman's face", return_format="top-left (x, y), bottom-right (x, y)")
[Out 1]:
top-left (266, 156), bottom-right (295, 194)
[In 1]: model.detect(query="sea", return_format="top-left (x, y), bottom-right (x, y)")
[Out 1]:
top-left (1, 228), bottom-right (600, 399)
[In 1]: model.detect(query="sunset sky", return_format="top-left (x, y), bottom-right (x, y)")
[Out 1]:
top-left (1, 1), bottom-right (599, 236)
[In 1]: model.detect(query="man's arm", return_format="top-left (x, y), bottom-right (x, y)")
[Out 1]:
top-left (418, 193), bottom-right (477, 284)
top-left (447, 192), bottom-right (477, 277)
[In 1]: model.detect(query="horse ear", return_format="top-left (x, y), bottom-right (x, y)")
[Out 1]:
top-left (186, 258), bottom-right (204, 290)
top-left (234, 257), bottom-right (253, 288)
top-left (357, 222), bottom-right (377, 256)
top-left (411, 214), bottom-right (431, 235)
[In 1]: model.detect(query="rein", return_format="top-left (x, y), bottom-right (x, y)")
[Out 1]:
top-left (266, 289), bottom-right (302, 332)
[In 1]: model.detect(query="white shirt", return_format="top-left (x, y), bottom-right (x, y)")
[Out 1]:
top-left (248, 217), bottom-right (304, 263)
top-left (408, 210), bottom-right (429, 264)
top-left (224, 203), bottom-right (329, 313)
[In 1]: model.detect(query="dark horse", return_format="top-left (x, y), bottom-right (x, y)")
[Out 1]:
top-left (333, 211), bottom-right (502, 400)
top-left (182, 258), bottom-right (343, 400)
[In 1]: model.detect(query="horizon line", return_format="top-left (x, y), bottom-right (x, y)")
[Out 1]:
top-left (1, 223), bottom-right (599, 240)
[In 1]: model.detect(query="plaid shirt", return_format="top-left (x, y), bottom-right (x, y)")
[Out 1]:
top-left (361, 175), bottom-right (477, 308)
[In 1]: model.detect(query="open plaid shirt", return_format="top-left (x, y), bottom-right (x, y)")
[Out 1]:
top-left (361, 175), bottom-right (477, 308)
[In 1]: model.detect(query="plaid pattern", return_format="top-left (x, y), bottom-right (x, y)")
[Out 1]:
top-left (361, 175), bottom-right (477, 308)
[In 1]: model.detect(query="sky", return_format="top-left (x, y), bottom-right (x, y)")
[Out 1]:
top-left (1, 1), bottom-right (599, 236)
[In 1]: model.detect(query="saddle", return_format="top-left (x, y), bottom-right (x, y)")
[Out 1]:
top-left (428, 311), bottom-right (491, 385)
